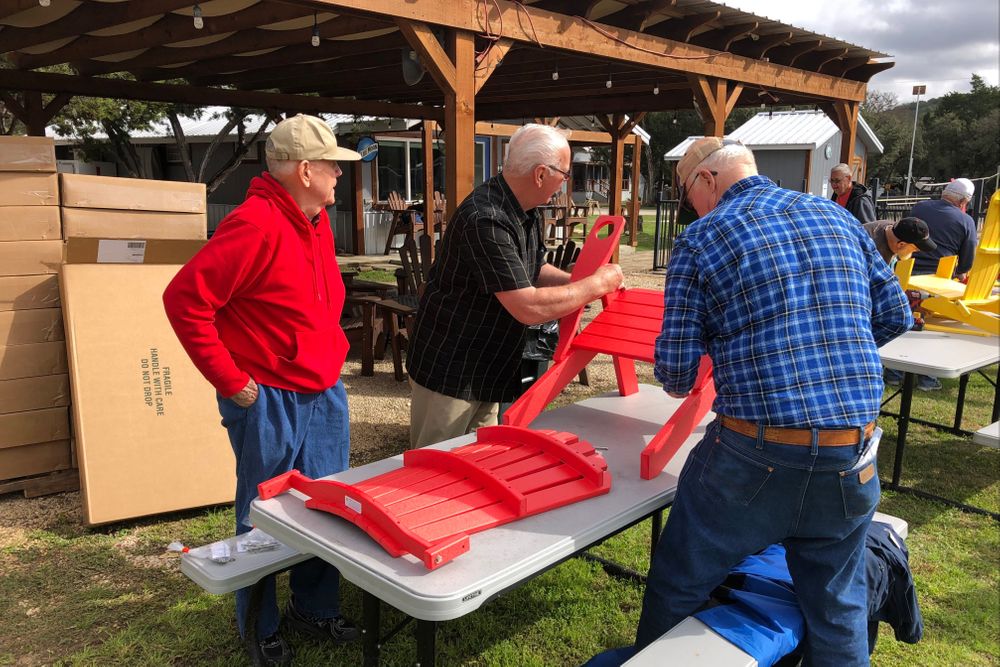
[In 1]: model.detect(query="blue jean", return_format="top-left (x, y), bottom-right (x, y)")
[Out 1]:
top-left (217, 381), bottom-right (351, 639)
top-left (636, 418), bottom-right (880, 666)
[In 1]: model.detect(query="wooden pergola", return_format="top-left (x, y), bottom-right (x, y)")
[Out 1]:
top-left (0, 0), bottom-right (892, 253)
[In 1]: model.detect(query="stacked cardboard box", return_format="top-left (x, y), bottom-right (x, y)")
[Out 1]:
top-left (0, 137), bottom-right (73, 482)
top-left (60, 173), bottom-right (207, 239)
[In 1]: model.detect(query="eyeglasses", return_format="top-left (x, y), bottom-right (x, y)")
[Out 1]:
top-left (679, 169), bottom-right (718, 212)
top-left (829, 177), bottom-right (849, 185)
top-left (546, 164), bottom-right (571, 181)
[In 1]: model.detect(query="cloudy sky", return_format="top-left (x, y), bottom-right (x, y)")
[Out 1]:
top-left (722, 0), bottom-right (1000, 101)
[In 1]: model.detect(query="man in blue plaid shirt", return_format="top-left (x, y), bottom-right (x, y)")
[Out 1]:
top-left (636, 138), bottom-right (912, 665)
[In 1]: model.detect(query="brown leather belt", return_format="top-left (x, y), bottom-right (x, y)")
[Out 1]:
top-left (720, 416), bottom-right (875, 447)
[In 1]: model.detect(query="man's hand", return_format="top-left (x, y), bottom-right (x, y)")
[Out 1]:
top-left (593, 263), bottom-right (625, 294)
top-left (229, 377), bottom-right (259, 407)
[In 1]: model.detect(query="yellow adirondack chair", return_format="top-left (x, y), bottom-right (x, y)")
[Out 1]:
top-left (895, 190), bottom-right (1000, 335)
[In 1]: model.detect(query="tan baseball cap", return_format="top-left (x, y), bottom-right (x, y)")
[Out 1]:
top-left (265, 114), bottom-right (362, 162)
top-left (676, 136), bottom-right (739, 185)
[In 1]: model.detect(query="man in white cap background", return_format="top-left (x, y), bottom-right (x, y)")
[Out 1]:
top-left (164, 114), bottom-right (361, 665)
top-left (830, 162), bottom-right (877, 223)
top-left (637, 137), bottom-right (911, 665)
top-left (909, 177), bottom-right (978, 280)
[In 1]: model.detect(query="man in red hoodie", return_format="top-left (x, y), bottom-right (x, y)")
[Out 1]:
top-left (163, 114), bottom-right (360, 666)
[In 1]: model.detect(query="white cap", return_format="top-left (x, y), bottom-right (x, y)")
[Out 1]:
top-left (943, 177), bottom-right (974, 199)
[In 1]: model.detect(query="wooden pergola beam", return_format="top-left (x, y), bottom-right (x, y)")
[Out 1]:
top-left (0, 68), bottom-right (443, 121)
top-left (599, 0), bottom-right (677, 32)
top-left (396, 19), bottom-right (457, 93)
top-left (690, 75), bottom-right (744, 136)
top-left (0, 0), bottom-right (196, 53)
top-left (822, 100), bottom-right (860, 165)
top-left (474, 38), bottom-right (514, 94)
top-left (693, 22), bottom-right (759, 52)
top-left (0, 0), bottom-right (37, 21)
top-left (302, 0), bottom-right (869, 102)
top-left (648, 11), bottom-right (721, 42)
top-left (732, 31), bottom-right (792, 60)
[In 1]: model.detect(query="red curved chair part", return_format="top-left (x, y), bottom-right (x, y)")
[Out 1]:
top-left (258, 425), bottom-right (611, 569)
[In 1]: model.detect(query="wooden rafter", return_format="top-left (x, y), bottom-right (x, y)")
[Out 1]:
top-left (72, 16), bottom-right (386, 76)
top-left (797, 47), bottom-right (850, 73)
top-left (10, 3), bottom-right (317, 70)
top-left (825, 55), bottom-right (870, 78)
top-left (731, 31), bottom-right (792, 59)
top-left (647, 11), bottom-right (721, 42)
top-left (689, 75), bottom-right (744, 136)
top-left (0, 0), bottom-right (37, 21)
top-left (692, 22), bottom-right (759, 51)
top-left (599, 0), bottom-right (678, 32)
top-left (0, 68), bottom-right (443, 121)
top-left (767, 39), bottom-right (824, 67)
top-left (224, 51), bottom-right (403, 92)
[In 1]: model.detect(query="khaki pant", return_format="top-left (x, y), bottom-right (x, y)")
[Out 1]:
top-left (409, 378), bottom-right (499, 448)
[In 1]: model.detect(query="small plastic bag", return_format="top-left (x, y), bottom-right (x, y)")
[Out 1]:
top-left (236, 528), bottom-right (281, 554)
top-left (167, 539), bottom-right (234, 564)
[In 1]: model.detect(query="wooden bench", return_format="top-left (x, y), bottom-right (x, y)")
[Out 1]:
top-left (623, 512), bottom-right (910, 667)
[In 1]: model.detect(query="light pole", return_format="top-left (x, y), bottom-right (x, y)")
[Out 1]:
top-left (904, 84), bottom-right (926, 196)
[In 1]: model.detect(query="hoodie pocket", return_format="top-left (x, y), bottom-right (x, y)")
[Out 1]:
top-left (277, 327), bottom-right (348, 385)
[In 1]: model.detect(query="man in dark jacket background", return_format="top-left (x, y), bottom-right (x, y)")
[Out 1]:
top-left (831, 163), bottom-right (876, 223)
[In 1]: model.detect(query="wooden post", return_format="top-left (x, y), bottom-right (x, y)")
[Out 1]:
top-left (445, 29), bottom-right (476, 211)
top-left (422, 119), bottom-right (435, 255)
top-left (689, 76), bottom-right (743, 138)
top-left (2, 90), bottom-right (72, 136)
top-left (822, 101), bottom-right (860, 166)
top-left (629, 134), bottom-right (642, 247)
top-left (351, 160), bottom-right (365, 255)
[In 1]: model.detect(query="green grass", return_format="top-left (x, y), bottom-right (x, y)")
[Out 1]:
top-left (355, 269), bottom-right (396, 285)
top-left (1, 369), bottom-right (997, 666)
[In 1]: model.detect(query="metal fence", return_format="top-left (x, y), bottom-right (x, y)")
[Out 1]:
top-left (651, 186), bottom-right (683, 270)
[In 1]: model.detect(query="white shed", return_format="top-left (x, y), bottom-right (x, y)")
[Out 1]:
top-left (665, 110), bottom-right (883, 197)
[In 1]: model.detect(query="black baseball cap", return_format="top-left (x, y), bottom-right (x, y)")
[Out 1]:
top-left (893, 217), bottom-right (936, 253)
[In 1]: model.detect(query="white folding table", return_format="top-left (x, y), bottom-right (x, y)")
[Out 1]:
top-left (878, 328), bottom-right (999, 515)
top-left (250, 384), bottom-right (711, 666)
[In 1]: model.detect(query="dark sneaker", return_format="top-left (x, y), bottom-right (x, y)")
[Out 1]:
top-left (284, 600), bottom-right (360, 645)
top-left (247, 632), bottom-right (292, 666)
top-left (917, 377), bottom-right (942, 392)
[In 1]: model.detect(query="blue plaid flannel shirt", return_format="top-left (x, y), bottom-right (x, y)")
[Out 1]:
top-left (654, 175), bottom-right (912, 427)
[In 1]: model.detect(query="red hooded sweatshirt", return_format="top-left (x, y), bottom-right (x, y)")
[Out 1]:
top-left (163, 173), bottom-right (348, 397)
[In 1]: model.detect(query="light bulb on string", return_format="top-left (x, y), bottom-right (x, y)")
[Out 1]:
top-left (653, 84), bottom-right (660, 95)
top-left (193, 4), bottom-right (204, 30)
top-left (311, 13), bottom-right (320, 47)
top-left (552, 65), bottom-right (559, 81)
top-left (38, 0), bottom-right (51, 6)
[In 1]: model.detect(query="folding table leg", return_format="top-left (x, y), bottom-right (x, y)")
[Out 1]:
top-left (415, 619), bottom-right (437, 667)
top-left (363, 591), bottom-right (381, 667)
top-left (890, 372), bottom-right (916, 488)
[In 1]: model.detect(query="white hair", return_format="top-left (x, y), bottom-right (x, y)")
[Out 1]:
top-left (503, 123), bottom-right (570, 177)
top-left (699, 143), bottom-right (758, 175)
top-left (266, 157), bottom-right (299, 178)
top-left (941, 190), bottom-right (970, 206)
top-left (831, 163), bottom-right (852, 178)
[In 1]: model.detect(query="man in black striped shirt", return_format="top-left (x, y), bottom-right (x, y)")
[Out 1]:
top-left (406, 124), bottom-right (624, 447)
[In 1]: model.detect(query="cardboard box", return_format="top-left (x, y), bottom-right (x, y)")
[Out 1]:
top-left (0, 206), bottom-right (61, 240)
top-left (59, 173), bottom-right (206, 213)
top-left (0, 406), bottom-right (70, 449)
top-left (0, 374), bottom-right (70, 414)
top-left (0, 136), bottom-right (56, 172)
top-left (0, 341), bottom-right (68, 380)
top-left (0, 308), bottom-right (63, 346)
top-left (62, 245), bottom-right (234, 524)
top-left (0, 173), bottom-right (58, 206)
top-left (0, 440), bottom-right (72, 480)
top-left (0, 240), bottom-right (63, 275)
top-left (0, 275), bottom-right (60, 311)
top-left (61, 207), bottom-right (206, 240)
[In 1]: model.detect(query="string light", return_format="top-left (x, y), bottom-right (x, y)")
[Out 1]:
top-left (552, 60), bottom-right (559, 81)
top-left (653, 83), bottom-right (660, 95)
top-left (311, 13), bottom-right (320, 47)
top-left (38, 0), bottom-right (51, 6)
top-left (192, 4), bottom-right (204, 30)
top-left (605, 68), bottom-right (612, 89)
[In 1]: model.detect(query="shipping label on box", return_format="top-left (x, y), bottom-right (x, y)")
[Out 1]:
top-left (59, 173), bottom-right (206, 213)
top-left (0, 440), bottom-right (72, 481)
top-left (0, 173), bottom-right (58, 206)
top-left (0, 307), bottom-right (63, 346)
top-left (63, 237), bottom-right (204, 265)
top-left (0, 341), bottom-right (68, 380)
top-left (0, 275), bottom-right (60, 311)
top-left (0, 240), bottom-right (63, 275)
top-left (0, 374), bottom-right (70, 414)
top-left (60, 207), bottom-right (206, 240)
top-left (61, 263), bottom-right (234, 524)
top-left (0, 406), bottom-right (70, 449)
top-left (0, 136), bottom-right (57, 172)
top-left (0, 206), bottom-right (61, 240)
